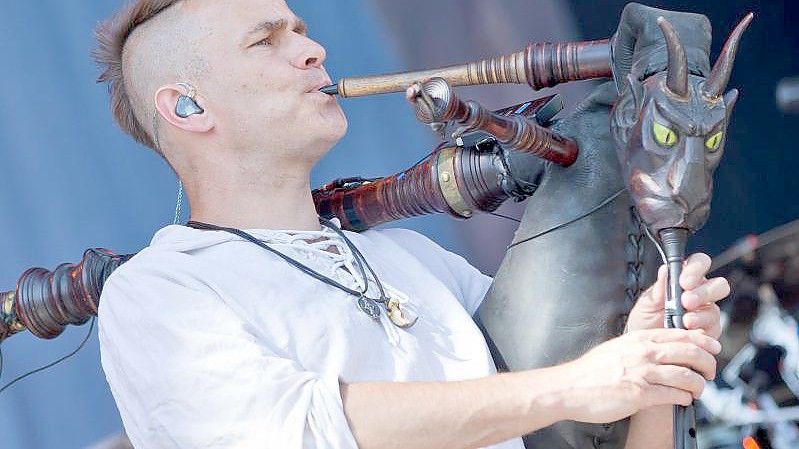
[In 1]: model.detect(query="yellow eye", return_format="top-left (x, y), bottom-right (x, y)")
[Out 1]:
top-left (653, 121), bottom-right (678, 147)
top-left (705, 131), bottom-right (724, 152)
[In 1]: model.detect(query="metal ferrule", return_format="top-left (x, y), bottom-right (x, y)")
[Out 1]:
top-left (436, 145), bottom-right (509, 218)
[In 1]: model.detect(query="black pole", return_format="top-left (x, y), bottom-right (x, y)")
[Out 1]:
top-left (659, 227), bottom-right (697, 449)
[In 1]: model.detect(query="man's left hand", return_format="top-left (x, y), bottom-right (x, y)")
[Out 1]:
top-left (626, 253), bottom-right (730, 338)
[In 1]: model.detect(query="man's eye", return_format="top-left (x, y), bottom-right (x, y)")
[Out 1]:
top-left (252, 37), bottom-right (273, 47)
top-left (705, 131), bottom-right (724, 152)
top-left (652, 121), bottom-right (678, 147)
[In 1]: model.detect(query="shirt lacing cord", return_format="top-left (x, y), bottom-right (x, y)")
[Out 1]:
top-left (250, 227), bottom-right (407, 346)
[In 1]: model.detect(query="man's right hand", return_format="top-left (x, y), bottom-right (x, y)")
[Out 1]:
top-left (550, 328), bottom-right (720, 424)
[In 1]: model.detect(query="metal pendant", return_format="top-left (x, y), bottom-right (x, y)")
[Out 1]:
top-left (387, 296), bottom-right (418, 329)
top-left (357, 295), bottom-right (381, 320)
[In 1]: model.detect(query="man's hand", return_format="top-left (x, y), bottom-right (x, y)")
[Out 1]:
top-left (626, 253), bottom-right (730, 338)
top-left (551, 328), bottom-right (720, 424)
top-left (544, 253), bottom-right (728, 427)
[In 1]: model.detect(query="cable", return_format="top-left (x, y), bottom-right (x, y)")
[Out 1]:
top-left (173, 180), bottom-right (185, 225)
top-left (507, 188), bottom-right (626, 249)
top-left (642, 221), bottom-right (668, 265)
top-left (489, 212), bottom-right (521, 223)
top-left (408, 140), bottom-right (449, 171)
top-left (0, 317), bottom-right (96, 396)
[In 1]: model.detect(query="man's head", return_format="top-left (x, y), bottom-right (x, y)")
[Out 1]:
top-left (96, 0), bottom-right (347, 174)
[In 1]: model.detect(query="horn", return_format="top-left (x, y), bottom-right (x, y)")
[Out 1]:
top-left (657, 17), bottom-right (689, 97)
top-left (703, 12), bottom-right (754, 98)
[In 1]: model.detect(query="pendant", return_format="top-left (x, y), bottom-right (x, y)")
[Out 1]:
top-left (357, 295), bottom-right (381, 320)
top-left (387, 296), bottom-right (418, 329)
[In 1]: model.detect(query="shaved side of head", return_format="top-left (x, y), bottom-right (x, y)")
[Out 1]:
top-left (95, 0), bottom-right (209, 154)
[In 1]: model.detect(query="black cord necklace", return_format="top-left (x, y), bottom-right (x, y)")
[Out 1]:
top-left (185, 217), bottom-right (418, 328)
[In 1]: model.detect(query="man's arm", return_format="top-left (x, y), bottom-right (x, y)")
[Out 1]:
top-left (625, 406), bottom-right (674, 449)
top-left (343, 367), bottom-right (564, 449)
top-left (342, 328), bottom-right (718, 449)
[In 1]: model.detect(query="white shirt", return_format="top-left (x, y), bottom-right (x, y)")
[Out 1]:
top-left (98, 221), bottom-right (525, 449)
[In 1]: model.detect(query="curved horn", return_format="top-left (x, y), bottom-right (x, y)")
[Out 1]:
top-left (703, 12), bottom-right (754, 98)
top-left (657, 17), bottom-right (689, 97)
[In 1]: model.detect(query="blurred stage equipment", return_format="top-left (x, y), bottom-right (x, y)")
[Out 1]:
top-left (699, 218), bottom-right (799, 449)
top-left (777, 77), bottom-right (799, 114)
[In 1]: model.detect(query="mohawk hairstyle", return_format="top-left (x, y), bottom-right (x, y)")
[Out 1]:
top-left (94, 0), bottom-right (183, 153)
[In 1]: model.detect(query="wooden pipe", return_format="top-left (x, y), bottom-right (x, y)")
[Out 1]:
top-left (410, 78), bottom-right (578, 166)
top-left (0, 249), bottom-right (131, 341)
top-left (325, 38), bottom-right (611, 98)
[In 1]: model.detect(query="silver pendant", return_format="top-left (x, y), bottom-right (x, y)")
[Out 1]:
top-left (357, 295), bottom-right (381, 320)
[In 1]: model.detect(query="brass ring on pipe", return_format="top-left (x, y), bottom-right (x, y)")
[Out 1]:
top-left (436, 147), bottom-right (473, 218)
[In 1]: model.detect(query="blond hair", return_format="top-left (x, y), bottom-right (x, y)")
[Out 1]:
top-left (94, 0), bottom-right (183, 152)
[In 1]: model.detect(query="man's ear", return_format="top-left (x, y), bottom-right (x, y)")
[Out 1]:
top-left (154, 84), bottom-right (215, 133)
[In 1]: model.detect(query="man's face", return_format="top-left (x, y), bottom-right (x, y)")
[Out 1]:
top-left (191, 0), bottom-right (347, 162)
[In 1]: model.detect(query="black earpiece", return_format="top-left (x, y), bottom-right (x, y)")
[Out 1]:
top-left (175, 83), bottom-right (204, 118)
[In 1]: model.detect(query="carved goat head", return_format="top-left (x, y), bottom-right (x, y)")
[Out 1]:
top-left (611, 13), bottom-right (753, 233)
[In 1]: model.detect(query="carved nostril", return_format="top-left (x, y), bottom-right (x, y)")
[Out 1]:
top-left (671, 163), bottom-right (708, 211)
top-left (671, 193), bottom-right (690, 211)
top-left (667, 165), bottom-right (680, 191)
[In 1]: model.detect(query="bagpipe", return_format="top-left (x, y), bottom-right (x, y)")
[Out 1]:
top-left (0, 4), bottom-right (753, 449)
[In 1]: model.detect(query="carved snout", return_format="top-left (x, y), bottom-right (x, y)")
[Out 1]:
top-left (668, 137), bottom-right (709, 211)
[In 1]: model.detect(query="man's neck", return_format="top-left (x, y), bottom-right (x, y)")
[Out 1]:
top-left (184, 160), bottom-right (322, 232)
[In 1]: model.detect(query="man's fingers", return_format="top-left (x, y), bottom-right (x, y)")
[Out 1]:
top-left (641, 384), bottom-right (694, 408)
top-left (650, 264), bottom-right (667, 305)
top-left (644, 365), bottom-right (707, 399)
top-left (635, 328), bottom-right (721, 355)
top-left (649, 342), bottom-right (717, 380)
top-left (680, 253), bottom-right (712, 290)
top-left (637, 264), bottom-right (668, 308)
top-left (682, 278), bottom-right (730, 310)
top-left (683, 304), bottom-right (722, 337)
top-left (405, 85), bottom-right (421, 103)
top-left (704, 322), bottom-right (722, 341)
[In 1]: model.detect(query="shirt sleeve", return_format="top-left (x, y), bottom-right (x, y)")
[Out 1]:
top-left (98, 253), bottom-right (359, 449)
top-left (378, 228), bottom-right (493, 316)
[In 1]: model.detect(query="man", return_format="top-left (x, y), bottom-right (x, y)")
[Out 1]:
top-left (95, 1), bottom-right (730, 448)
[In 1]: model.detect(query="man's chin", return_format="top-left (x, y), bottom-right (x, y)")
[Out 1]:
top-left (318, 108), bottom-right (348, 142)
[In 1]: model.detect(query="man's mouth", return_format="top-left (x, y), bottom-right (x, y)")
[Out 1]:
top-left (308, 78), bottom-right (333, 94)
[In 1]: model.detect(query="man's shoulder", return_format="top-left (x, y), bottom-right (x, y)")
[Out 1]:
top-left (104, 243), bottom-right (189, 287)
top-left (97, 242), bottom-right (231, 337)
top-left (357, 226), bottom-right (482, 275)
top-left (103, 223), bottom-right (234, 288)
top-left (359, 226), bottom-right (444, 252)
top-left (99, 231), bottom-right (216, 316)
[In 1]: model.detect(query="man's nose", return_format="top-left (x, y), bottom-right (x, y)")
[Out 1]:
top-left (292, 35), bottom-right (326, 69)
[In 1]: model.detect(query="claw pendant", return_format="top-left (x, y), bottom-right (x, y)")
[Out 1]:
top-left (387, 296), bottom-right (418, 329)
